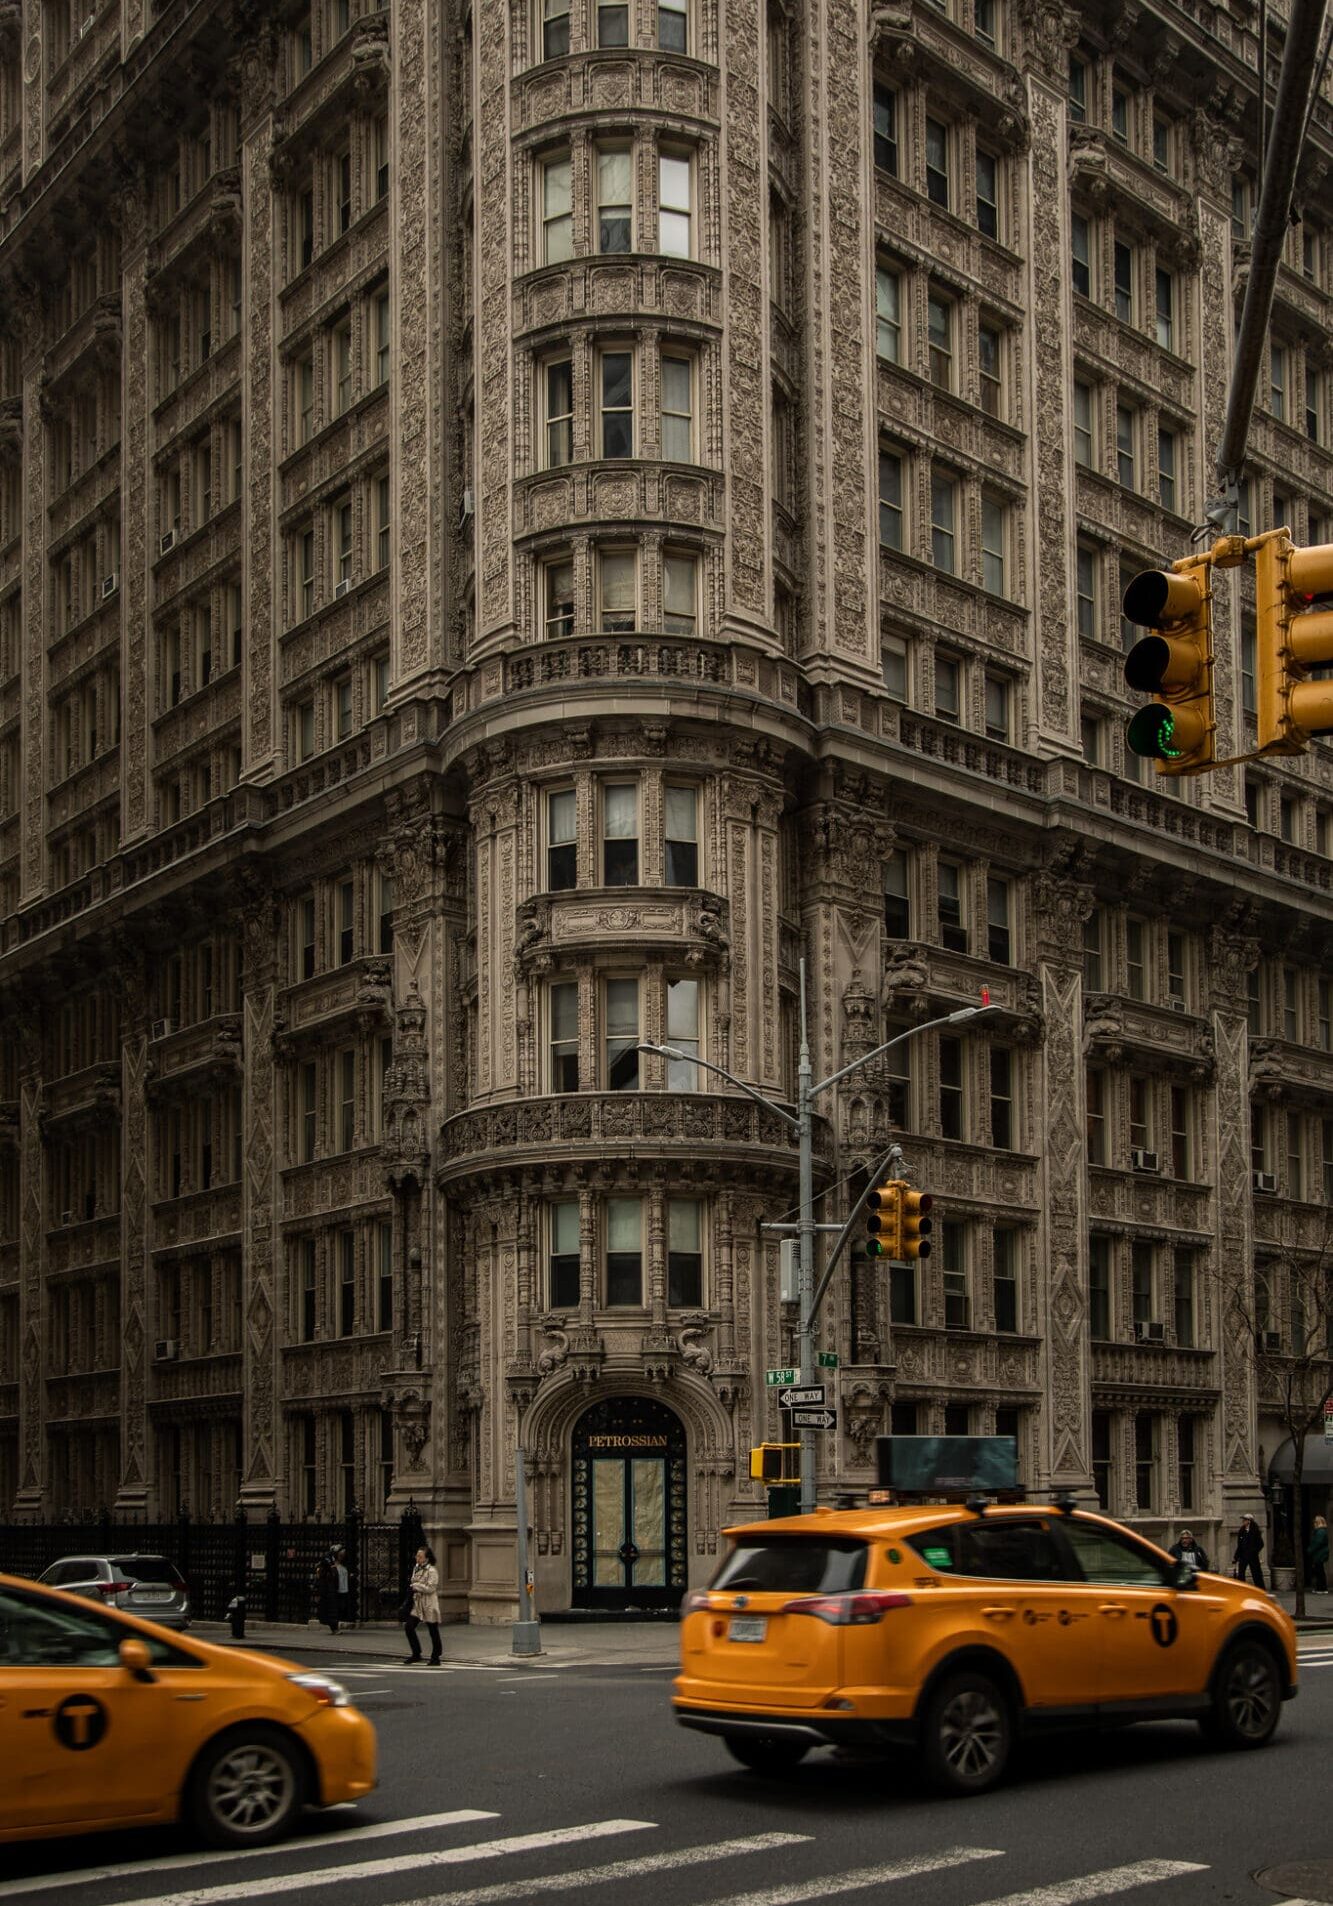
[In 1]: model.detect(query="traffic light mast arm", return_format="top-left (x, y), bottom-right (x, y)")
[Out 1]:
top-left (807, 1141), bottom-right (905, 1337)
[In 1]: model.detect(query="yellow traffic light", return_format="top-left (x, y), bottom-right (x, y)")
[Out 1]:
top-left (1121, 552), bottom-right (1216, 774)
top-left (900, 1189), bottom-right (934, 1261)
top-left (865, 1179), bottom-right (902, 1260)
top-left (749, 1443), bottom-right (800, 1483)
top-left (1254, 529), bottom-right (1333, 754)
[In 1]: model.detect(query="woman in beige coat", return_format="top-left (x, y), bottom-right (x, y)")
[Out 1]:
top-left (404, 1544), bottom-right (442, 1664)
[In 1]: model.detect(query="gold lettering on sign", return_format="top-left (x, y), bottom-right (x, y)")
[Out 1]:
top-left (586, 1434), bottom-right (669, 1449)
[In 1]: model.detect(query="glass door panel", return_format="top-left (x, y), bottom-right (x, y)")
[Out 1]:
top-left (630, 1457), bottom-right (666, 1586)
top-left (592, 1459), bottom-right (626, 1587)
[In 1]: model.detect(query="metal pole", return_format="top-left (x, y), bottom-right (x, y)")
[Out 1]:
top-left (511, 1445), bottom-right (541, 1657)
top-left (797, 958), bottom-right (816, 1514)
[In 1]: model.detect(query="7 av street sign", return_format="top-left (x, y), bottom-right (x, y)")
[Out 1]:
top-left (778, 1384), bottom-right (826, 1409)
top-left (791, 1408), bottom-right (837, 1431)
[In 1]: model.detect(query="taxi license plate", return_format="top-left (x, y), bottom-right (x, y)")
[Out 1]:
top-left (728, 1616), bottom-right (767, 1643)
top-left (134, 1588), bottom-right (172, 1601)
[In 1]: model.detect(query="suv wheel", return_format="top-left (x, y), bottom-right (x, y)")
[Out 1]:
top-left (723, 1732), bottom-right (810, 1775)
top-left (189, 1726), bottom-right (305, 1847)
top-left (1199, 1639), bottom-right (1282, 1751)
top-left (920, 1669), bottom-right (1012, 1796)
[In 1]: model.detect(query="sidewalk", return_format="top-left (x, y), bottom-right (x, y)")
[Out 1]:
top-left (193, 1616), bottom-right (681, 1667)
top-left (1270, 1589), bottom-right (1333, 1630)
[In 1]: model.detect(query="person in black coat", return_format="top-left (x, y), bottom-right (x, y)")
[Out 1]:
top-left (1168, 1529), bottom-right (1210, 1573)
top-left (315, 1549), bottom-right (342, 1633)
top-left (1232, 1514), bottom-right (1266, 1588)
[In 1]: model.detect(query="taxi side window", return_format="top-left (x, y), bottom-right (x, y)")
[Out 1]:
top-left (0, 1588), bottom-right (204, 1669)
top-left (1060, 1520), bottom-right (1168, 1586)
top-left (906, 1528), bottom-right (958, 1572)
top-left (957, 1520), bottom-right (1064, 1581)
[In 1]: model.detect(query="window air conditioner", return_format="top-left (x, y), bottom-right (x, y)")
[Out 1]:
top-left (1134, 1319), bottom-right (1165, 1344)
top-left (155, 1339), bottom-right (179, 1361)
top-left (334, 578), bottom-right (352, 598)
top-left (150, 1018), bottom-right (174, 1040)
top-left (61, 1210), bottom-right (73, 1226)
top-left (1252, 1170), bottom-right (1278, 1194)
top-left (1130, 1148), bottom-right (1159, 1173)
top-left (102, 574), bottom-right (119, 599)
top-left (1262, 1330), bottom-right (1283, 1352)
top-left (80, 15), bottom-right (96, 38)
top-left (159, 529), bottom-right (176, 554)
top-left (1169, 997), bottom-right (1187, 1012)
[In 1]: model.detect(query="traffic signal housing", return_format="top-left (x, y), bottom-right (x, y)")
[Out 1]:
top-left (749, 1443), bottom-right (799, 1484)
top-left (1254, 529), bottom-right (1333, 755)
top-left (899, 1189), bottom-right (933, 1260)
top-left (1122, 552), bottom-right (1216, 775)
top-left (865, 1179), bottom-right (902, 1260)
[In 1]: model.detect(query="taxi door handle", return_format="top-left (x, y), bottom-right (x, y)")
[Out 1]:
top-left (1099, 1603), bottom-right (1128, 1618)
top-left (981, 1605), bottom-right (1016, 1621)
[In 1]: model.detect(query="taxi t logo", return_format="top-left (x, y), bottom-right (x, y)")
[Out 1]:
top-left (1149, 1604), bottom-right (1178, 1648)
top-left (54, 1693), bottom-right (108, 1751)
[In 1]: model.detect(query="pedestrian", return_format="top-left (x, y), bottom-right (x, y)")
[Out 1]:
top-left (1309, 1514), bottom-right (1329, 1593)
top-left (1232, 1513), bottom-right (1266, 1589)
top-left (315, 1548), bottom-right (341, 1634)
top-left (333, 1546), bottom-right (353, 1629)
top-left (403, 1544), bottom-right (442, 1665)
top-left (1168, 1529), bottom-right (1211, 1573)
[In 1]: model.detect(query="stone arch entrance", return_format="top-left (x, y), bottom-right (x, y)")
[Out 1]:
top-left (571, 1395), bottom-right (687, 1610)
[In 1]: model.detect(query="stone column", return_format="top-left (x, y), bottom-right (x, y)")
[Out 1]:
top-left (12, 1003), bottom-right (44, 1517)
top-left (113, 942), bottom-right (151, 1512)
top-left (239, 878), bottom-right (281, 1510)
top-left (238, 30), bottom-right (279, 785)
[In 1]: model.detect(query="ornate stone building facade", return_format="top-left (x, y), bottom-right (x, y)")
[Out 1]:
top-left (0, 0), bottom-right (1330, 1614)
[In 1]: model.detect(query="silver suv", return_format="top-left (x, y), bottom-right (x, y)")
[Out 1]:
top-left (37, 1553), bottom-right (192, 1628)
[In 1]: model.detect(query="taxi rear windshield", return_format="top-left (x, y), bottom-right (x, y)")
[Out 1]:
top-left (712, 1537), bottom-right (868, 1594)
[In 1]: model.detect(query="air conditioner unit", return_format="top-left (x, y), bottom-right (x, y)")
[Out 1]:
top-left (1134, 1319), bottom-right (1165, 1344)
top-left (102, 573), bottom-right (119, 599)
top-left (1252, 1170), bottom-right (1278, 1194)
top-left (1131, 1148), bottom-right (1159, 1173)
top-left (80, 14), bottom-right (96, 37)
top-left (1262, 1330), bottom-right (1283, 1352)
top-left (61, 1210), bottom-right (73, 1226)
top-left (334, 578), bottom-right (352, 598)
top-left (159, 529), bottom-right (176, 554)
top-left (1169, 997), bottom-right (1187, 1013)
top-left (150, 1017), bottom-right (174, 1040)
top-left (460, 486), bottom-right (474, 519)
top-left (154, 1339), bottom-right (179, 1362)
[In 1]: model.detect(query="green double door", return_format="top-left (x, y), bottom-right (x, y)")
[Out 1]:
top-left (590, 1453), bottom-right (668, 1600)
top-left (571, 1397), bottom-right (686, 1610)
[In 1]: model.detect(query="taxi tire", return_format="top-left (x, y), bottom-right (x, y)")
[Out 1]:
top-left (188, 1724), bottom-right (307, 1848)
top-left (1198, 1638), bottom-right (1282, 1752)
top-left (722, 1733), bottom-right (811, 1776)
top-left (918, 1669), bottom-right (1013, 1796)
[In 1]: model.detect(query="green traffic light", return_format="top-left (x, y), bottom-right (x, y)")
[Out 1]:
top-left (1126, 705), bottom-right (1182, 760)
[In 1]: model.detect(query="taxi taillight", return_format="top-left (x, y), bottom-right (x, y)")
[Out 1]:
top-left (680, 1589), bottom-right (712, 1615)
top-left (782, 1591), bottom-right (913, 1626)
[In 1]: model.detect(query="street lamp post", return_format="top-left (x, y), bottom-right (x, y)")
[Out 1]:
top-left (641, 959), bottom-right (995, 1512)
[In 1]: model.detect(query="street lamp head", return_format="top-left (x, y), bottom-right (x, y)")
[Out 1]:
top-left (636, 1041), bottom-right (686, 1061)
top-left (945, 1003), bottom-right (999, 1025)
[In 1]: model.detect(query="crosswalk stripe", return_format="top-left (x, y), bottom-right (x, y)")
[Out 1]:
top-left (631, 1845), bottom-right (1007, 1906)
top-left (0, 1812), bottom-right (500, 1901)
top-left (381, 1831), bottom-right (814, 1906)
top-left (115, 1820), bottom-right (657, 1906)
top-left (959, 1860), bottom-right (1209, 1905)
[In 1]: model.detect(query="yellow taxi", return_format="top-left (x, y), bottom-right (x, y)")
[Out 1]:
top-left (674, 1502), bottom-right (1298, 1794)
top-left (0, 1568), bottom-right (376, 1846)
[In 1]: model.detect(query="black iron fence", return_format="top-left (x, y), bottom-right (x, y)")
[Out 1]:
top-left (0, 1504), bottom-right (425, 1623)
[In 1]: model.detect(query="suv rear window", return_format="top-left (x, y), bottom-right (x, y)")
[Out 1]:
top-left (109, 1556), bottom-right (183, 1586)
top-left (712, 1537), bottom-right (868, 1594)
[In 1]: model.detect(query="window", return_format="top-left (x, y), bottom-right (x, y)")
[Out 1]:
top-left (335, 150), bottom-right (352, 235)
top-left (606, 1197), bottom-right (643, 1305)
top-left (550, 1201), bottom-right (580, 1308)
top-left (1271, 344), bottom-right (1286, 424)
top-left (374, 117), bottom-right (389, 202)
top-left (924, 118), bottom-right (950, 208)
top-left (376, 474), bottom-right (391, 571)
top-left (547, 788), bottom-right (577, 889)
top-left (881, 636), bottom-right (908, 702)
top-left (1111, 85), bottom-right (1129, 143)
top-left (981, 498), bottom-right (1007, 597)
top-left (297, 698), bottom-right (316, 760)
top-left (986, 874), bottom-right (1011, 960)
top-left (298, 189), bottom-right (314, 271)
top-left (542, 155), bottom-right (573, 264)
top-left (883, 852), bottom-right (910, 937)
top-left (1089, 1235), bottom-right (1111, 1340)
top-left (1167, 931), bottom-right (1186, 1005)
top-left (603, 783), bottom-right (638, 884)
top-left (1131, 1240), bottom-right (1155, 1332)
top-left (338, 1231), bottom-right (355, 1334)
top-left (1174, 1248), bottom-right (1195, 1347)
top-left (974, 0), bottom-right (995, 43)
top-left (661, 355), bottom-right (693, 461)
top-left (666, 977), bottom-right (699, 1089)
top-left (335, 496), bottom-right (353, 585)
top-left (665, 786), bottom-right (698, 884)
top-left (297, 354), bottom-right (315, 444)
top-left (1083, 907), bottom-right (1103, 990)
top-left (930, 472), bottom-right (956, 573)
top-left (668, 1199), bottom-right (702, 1305)
top-left (927, 291), bottom-right (953, 390)
top-left (1073, 380), bottom-right (1094, 467)
top-left (659, 153), bottom-right (692, 257)
top-left (876, 266), bottom-right (901, 363)
top-left (663, 552), bottom-right (697, 633)
top-left (975, 150), bottom-right (998, 239)
top-left (299, 1060), bottom-right (317, 1162)
top-left (935, 653), bottom-right (961, 725)
top-left (1129, 1073), bottom-right (1151, 1156)
top-left (545, 358), bottom-right (573, 467)
top-left (377, 871), bottom-right (394, 952)
top-left (299, 527), bottom-right (315, 619)
top-left (873, 84), bottom-right (898, 174)
top-left (1153, 115), bottom-right (1170, 172)
top-left (542, 0), bottom-right (570, 59)
top-left (990, 1046), bottom-right (1013, 1148)
top-left (1075, 541), bottom-right (1097, 638)
top-left (1115, 404), bottom-right (1136, 488)
top-left (942, 1221), bottom-right (968, 1327)
top-left (299, 894), bottom-right (317, 979)
top-left (1086, 1068), bottom-right (1106, 1164)
top-left (993, 1228), bottom-right (1017, 1332)
top-left (939, 1034), bottom-right (963, 1139)
top-left (1307, 363), bottom-right (1322, 442)
top-left (1175, 1416), bottom-right (1197, 1512)
top-left (978, 323), bottom-right (1002, 418)
top-left (1154, 268), bottom-right (1174, 350)
top-left (337, 877), bottom-right (354, 961)
top-left (1071, 213), bottom-right (1091, 297)
top-left (597, 147), bottom-right (632, 254)
top-left (1091, 1410), bottom-right (1111, 1508)
top-left (301, 1239), bottom-right (317, 1340)
top-left (1113, 240), bottom-right (1133, 323)
top-left (1081, 710), bottom-right (1102, 766)
top-left (1158, 427), bottom-right (1177, 512)
top-left (605, 978), bottom-right (640, 1089)
top-left (1134, 1413), bottom-right (1157, 1513)
top-left (600, 351), bottom-right (633, 458)
top-left (545, 557), bottom-right (575, 640)
top-left (1125, 917), bottom-right (1146, 1001)
top-left (878, 450), bottom-right (904, 550)
top-left (598, 0), bottom-right (628, 44)
top-left (550, 981), bottom-right (579, 1091)
top-left (598, 549), bottom-right (636, 631)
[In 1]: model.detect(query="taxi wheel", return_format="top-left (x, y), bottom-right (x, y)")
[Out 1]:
top-left (723, 1733), bottom-right (811, 1775)
top-left (189, 1725), bottom-right (306, 1847)
top-left (919, 1670), bottom-right (1013, 1796)
top-left (1199, 1640), bottom-right (1282, 1751)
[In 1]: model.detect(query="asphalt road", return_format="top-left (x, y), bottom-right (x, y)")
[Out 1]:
top-left (3, 1636), bottom-right (1331, 1906)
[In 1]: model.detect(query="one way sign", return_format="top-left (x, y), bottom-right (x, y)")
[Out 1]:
top-left (791, 1408), bottom-right (837, 1431)
top-left (778, 1384), bottom-right (825, 1409)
